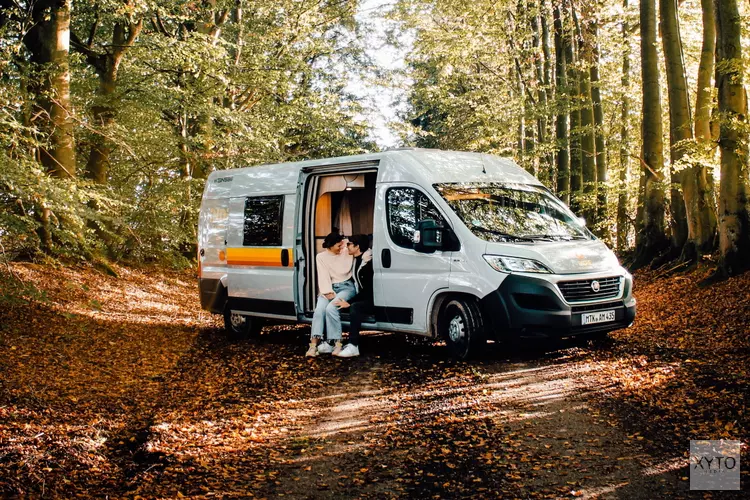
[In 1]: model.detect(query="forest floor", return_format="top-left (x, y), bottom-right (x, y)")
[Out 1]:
top-left (0, 261), bottom-right (748, 499)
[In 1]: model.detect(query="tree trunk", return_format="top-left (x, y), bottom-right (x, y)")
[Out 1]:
top-left (233, 0), bottom-right (244, 67)
top-left (634, 0), bottom-right (669, 268)
top-left (85, 21), bottom-right (142, 184)
top-left (660, 0), bottom-right (690, 257)
top-left (590, 18), bottom-right (608, 240)
top-left (553, 4), bottom-right (570, 204)
top-left (635, 165), bottom-right (647, 237)
top-left (690, 0), bottom-right (719, 255)
top-left (695, 0), bottom-right (715, 143)
top-left (574, 8), bottom-right (596, 226)
top-left (540, 0), bottom-right (554, 177)
top-left (617, 0), bottom-right (631, 253)
top-left (526, 109), bottom-right (537, 176)
top-left (24, 0), bottom-right (76, 179)
top-left (715, 0), bottom-right (750, 276)
top-left (532, 4), bottom-right (547, 182)
top-left (565, 2), bottom-right (582, 214)
top-left (516, 60), bottom-right (526, 164)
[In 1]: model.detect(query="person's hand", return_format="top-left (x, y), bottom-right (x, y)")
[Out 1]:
top-left (333, 298), bottom-right (350, 309)
top-left (323, 292), bottom-right (335, 300)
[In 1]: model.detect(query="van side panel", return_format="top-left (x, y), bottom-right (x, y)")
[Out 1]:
top-left (225, 193), bottom-right (296, 318)
top-left (198, 197), bottom-right (230, 277)
top-left (198, 197), bottom-right (230, 313)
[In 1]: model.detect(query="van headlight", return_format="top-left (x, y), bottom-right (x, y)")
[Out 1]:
top-left (483, 255), bottom-right (553, 274)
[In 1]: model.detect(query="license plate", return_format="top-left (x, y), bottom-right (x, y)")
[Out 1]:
top-left (581, 310), bottom-right (616, 325)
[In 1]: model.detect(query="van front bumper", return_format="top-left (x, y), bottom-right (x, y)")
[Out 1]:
top-left (479, 273), bottom-right (636, 340)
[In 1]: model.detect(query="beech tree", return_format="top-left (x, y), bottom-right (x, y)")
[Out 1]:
top-left (617, 0), bottom-right (632, 253)
top-left (0, 0), bottom-right (374, 261)
top-left (660, 0), bottom-right (689, 256)
top-left (715, 0), bottom-right (750, 275)
top-left (72, 9), bottom-right (143, 185)
top-left (22, 0), bottom-right (76, 180)
top-left (553, 3), bottom-right (570, 204)
top-left (633, 0), bottom-right (670, 266)
top-left (1, 0), bottom-right (748, 273)
top-left (397, 0), bottom-right (742, 273)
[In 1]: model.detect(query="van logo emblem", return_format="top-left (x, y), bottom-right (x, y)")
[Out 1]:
top-left (591, 280), bottom-right (600, 292)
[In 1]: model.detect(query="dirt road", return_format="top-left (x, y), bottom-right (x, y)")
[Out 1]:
top-left (2, 263), bottom-right (746, 498)
top-left (122, 329), bottom-right (686, 499)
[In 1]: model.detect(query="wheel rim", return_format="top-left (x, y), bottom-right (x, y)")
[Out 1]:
top-left (230, 312), bottom-right (246, 330)
top-left (448, 313), bottom-right (465, 343)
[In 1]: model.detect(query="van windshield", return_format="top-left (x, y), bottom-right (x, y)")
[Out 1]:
top-left (434, 183), bottom-right (592, 242)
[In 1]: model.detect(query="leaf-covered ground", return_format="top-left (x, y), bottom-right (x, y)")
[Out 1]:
top-left (0, 262), bottom-right (747, 498)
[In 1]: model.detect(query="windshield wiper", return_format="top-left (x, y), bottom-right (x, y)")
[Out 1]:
top-left (523, 234), bottom-right (589, 241)
top-left (470, 227), bottom-right (535, 242)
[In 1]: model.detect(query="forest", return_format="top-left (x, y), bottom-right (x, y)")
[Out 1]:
top-left (1, 0), bottom-right (749, 498)
top-left (0, 0), bottom-right (748, 275)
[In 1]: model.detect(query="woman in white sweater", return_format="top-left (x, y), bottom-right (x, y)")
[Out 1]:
top-left (306, 232), bottom-right (357, 357)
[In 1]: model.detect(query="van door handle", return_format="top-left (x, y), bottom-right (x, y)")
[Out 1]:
top-left (381, 249), bottom-right (391, 268)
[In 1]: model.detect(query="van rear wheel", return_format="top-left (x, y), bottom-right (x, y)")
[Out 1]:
top-left (224, 309), bottom-right (262, 340)
top-left (440, 297), bottom-right (485, 360)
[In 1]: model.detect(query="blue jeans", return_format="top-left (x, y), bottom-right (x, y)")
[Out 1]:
top-left (311, 280), bottom-right (356, 341)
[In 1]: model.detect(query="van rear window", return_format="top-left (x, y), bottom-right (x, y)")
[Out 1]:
top-left (243, 196), bottom-right (284, 246)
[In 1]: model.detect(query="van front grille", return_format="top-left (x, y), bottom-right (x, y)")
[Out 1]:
top-left (557, 277), bottom-right (621, 302)
top-left (571, 300), bottom-right (623, 313)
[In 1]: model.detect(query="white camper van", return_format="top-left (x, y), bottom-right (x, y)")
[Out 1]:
top-left (198, 149), bottom-right (635, 358)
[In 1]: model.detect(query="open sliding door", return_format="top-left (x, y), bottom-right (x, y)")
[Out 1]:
top-left (294, 161), bottom-right (380, 319)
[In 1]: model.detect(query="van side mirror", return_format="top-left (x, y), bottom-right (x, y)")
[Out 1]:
top-left (413, 219), bottom-right (446, 253)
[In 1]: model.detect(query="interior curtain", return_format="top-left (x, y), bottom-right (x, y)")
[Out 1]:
top-left (336, 193), bottom-right (353, 236)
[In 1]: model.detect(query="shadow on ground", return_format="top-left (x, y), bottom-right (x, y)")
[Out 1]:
top-left (3, 262), bottom-right (747, 498)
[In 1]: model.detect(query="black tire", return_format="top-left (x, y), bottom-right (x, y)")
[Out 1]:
top-left (223, 309), bottom-right (263, 340)
top-left (440, 297), bottom-right (486, 360)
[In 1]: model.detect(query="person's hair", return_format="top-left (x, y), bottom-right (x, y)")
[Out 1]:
top-left (322, 232), bottom-right (345, 249)
top-left (348, 234), bottom-right (369, 252)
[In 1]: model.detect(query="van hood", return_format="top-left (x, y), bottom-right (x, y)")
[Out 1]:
top-left (484, 239), bottom-right (620, 274)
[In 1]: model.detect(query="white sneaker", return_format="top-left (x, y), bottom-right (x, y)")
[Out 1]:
top-left (317, 341), bottom-right (334, 354)
top-left (334, 344), bottom-right (359, 358)
top-left (305, 342), bottom-right (319, 357)
top-left (331, 341), bottom-right (344, 356)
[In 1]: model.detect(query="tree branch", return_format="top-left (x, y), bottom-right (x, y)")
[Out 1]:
top-left (628, 153), bottom-right (665, 182)
top-left (86, 7), bottom-right (100, 47)
top-left (70, 31), bottom-right (106, 73)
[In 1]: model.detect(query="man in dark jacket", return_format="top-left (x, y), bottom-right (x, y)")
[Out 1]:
top-left (332, 234), bottom-right (372, 358)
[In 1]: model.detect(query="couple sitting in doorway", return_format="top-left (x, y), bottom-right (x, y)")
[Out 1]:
top-left (305, 232), bottom-right (373, 358)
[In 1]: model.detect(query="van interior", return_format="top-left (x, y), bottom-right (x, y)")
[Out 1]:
top-left (303, 170), bottom-right (378, 316)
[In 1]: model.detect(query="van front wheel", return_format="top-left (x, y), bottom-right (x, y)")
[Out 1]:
top-left (224, 310), bottom-right (262, 340)
top-left (440, 297), bottom-right (485, 359)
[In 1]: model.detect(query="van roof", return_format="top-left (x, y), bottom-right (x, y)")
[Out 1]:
top-left (203, 149), bottom-right (542, 199)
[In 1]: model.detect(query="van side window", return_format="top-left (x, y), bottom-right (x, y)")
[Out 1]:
top-left (386, 187), bottom-right (446, 248)
top-left (243, 196), bottom-right (284, 246)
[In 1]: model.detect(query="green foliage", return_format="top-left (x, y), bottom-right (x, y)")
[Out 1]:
top-left (0, 268), bottom-right (49, 309)
top-left (391, 0), bottom-right (733, 248)
top-left (0, 0), bottom-right (376, 263)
